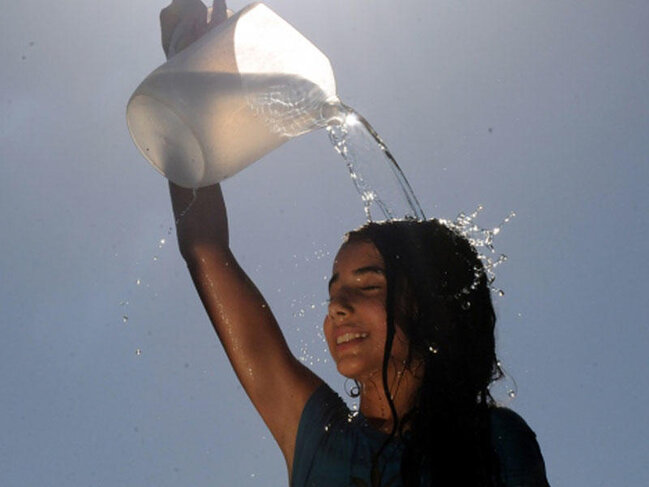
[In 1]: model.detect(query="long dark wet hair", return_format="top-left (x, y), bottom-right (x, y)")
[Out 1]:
top-left (346, 219), bottom-right (503, 486)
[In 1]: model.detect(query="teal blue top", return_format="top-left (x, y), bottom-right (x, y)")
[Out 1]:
top-left (291, 383), bottom-right (549, 487)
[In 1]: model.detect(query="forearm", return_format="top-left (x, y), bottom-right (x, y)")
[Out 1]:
top-left (169, 181), bottom-right (228, 260)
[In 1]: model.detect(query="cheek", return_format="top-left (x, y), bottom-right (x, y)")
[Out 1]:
top-left (323, 317), bottom-right (335, 354)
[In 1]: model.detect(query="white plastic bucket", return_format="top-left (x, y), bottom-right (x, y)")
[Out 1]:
top-left (126, 2), bottom-right (338, 188)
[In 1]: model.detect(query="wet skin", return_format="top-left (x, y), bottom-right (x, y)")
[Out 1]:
top-left (324, 241), bottom-right (411, 383)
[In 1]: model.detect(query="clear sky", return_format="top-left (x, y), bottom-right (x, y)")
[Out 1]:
top-left (1, 0), bottom-right (648, 485)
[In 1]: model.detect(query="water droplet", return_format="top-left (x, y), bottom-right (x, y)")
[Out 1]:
top-left (461, 300), bottom-right (471, 310)
top-left (153, 256), bottom-right (158, 262)
top-left (497, 290), bottom-right (505, 297)
top-left (293, 308), bottom-right (306, 318)
top-left (508, 390), bottom-right (516, 399)
top-left (122, 315), bottom-right (128, 323)
top-left (136, 279), bottom-right (141, 286)
top-left (428, 345), bottom-right (439, 354)
top-left (135, 349), bottom-right (142, 356)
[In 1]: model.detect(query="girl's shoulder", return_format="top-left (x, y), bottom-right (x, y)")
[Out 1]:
top-left (490, 407), bottom-right (537, 435)
top-left (489, 407), bottom-right (550, 486)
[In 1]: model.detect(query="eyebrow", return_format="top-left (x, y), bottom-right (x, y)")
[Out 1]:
top-left (328, 266), bottom-right (386, 291)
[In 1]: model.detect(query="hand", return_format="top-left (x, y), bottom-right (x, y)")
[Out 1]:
top-left (160, 0), bottom-right (229, 59)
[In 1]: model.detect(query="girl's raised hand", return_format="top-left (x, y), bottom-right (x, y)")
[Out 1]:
top-left (160, 0), bottom-right (229, 59)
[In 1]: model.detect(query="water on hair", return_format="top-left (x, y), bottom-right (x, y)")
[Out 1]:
top-left (439, 206), bottom-right (515, 296)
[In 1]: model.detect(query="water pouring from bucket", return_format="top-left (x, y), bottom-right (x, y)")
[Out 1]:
top-left (127, 1), bottom-right (424, 221)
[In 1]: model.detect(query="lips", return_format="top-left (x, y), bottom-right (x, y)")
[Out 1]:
top-left (336, 332), bottom-right (368, 345)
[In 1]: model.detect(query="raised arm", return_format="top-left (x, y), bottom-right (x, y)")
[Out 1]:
top-left (161, 0), bottom-right (322, 473)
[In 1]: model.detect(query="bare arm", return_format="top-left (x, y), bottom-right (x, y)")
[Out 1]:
top-left (161, 1), bottom-right (322, 473)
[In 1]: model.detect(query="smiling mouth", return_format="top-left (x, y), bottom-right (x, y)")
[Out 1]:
top-left (336, 332), bottom-right (368, 345)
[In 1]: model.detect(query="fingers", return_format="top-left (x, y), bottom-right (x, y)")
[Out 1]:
top-left (209, 0), bottom-right (230, 26)
top-left (160, 2), bottom-right (185, 57)
top-left (160, 0), bottom-right (230, 59)
top-left (160, 0), bottom-right (209, 58)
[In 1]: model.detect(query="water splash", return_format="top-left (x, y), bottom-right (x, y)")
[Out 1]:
top-left (439, 206), bottom-right (515, 296)
top-left (491, 360), bottom-right (518, 405)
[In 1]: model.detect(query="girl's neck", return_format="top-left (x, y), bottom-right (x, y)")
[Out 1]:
top-left (358, 359), bottom-right (423, 434)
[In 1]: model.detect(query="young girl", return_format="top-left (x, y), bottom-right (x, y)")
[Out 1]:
top-left (160, 2), bottom-right (549, 485)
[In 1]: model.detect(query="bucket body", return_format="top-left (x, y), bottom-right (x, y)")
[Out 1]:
top-left (127, 2), bottom-right (337, 188)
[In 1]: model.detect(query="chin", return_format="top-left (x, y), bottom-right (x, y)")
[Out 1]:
top-left (335, 357), bottom-right (377, 382)
top-left (335, 358), bottom-right (360, 379)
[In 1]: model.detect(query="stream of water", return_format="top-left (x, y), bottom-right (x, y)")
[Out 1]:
top-left (323, 101), bottom-right (425, 222)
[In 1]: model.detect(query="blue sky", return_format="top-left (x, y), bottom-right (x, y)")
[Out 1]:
top-left (1, 1), bottom-right (648, 485)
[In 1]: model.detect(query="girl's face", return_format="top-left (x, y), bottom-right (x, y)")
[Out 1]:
top-left (324, 240), bottom-right (410, 381)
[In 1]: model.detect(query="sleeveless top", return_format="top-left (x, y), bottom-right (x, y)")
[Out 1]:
top-left (292, 383), bottom-right (549, 487)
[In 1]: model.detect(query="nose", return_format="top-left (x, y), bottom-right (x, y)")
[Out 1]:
top-left (328, 292), bottom-right (353, 322)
